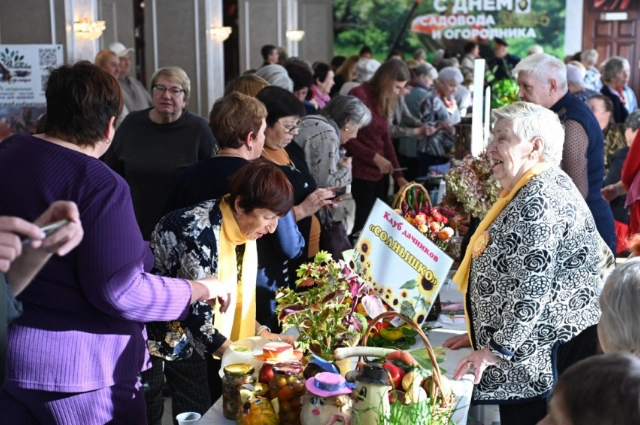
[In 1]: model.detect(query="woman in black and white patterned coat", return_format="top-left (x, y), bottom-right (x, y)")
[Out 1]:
top-left (444, 102), bottom-right (612, 425)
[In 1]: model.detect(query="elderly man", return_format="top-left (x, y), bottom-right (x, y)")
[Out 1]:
top-left (600, 56), bottom-right (638, 123)
top-left (109, 42), bottom-right (152, 112)
top-left (95, 49), bottom-right (128, 126)
top-left (487, 37), bottom-right (520, 81)
top-left (581, 49), bottom-right (602, 91)
top-left (567, 63), bottom-right (598, 102)
top-left (514, 53), bottom-right (616, 253)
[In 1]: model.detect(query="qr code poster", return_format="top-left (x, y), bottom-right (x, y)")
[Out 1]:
top-left (0, 45), bottom-right (62, 107)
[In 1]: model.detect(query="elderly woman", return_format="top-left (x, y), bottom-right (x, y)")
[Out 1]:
top-left (580, 48), bottom-right (602, 91)
top-left (409, 66), bottom-right (462, 176)
top-left (104, 66), bottom-right (215, 240)
top-left (143, 161), bottom-right (295, 423)
top-left (587, 94), bottom-right (627, 171)
top-left (311, 62), bottom-right (335, 109)
top-left (566, 63), bottom-right (598, 102)
top-left (294, 95), bottom-right (372, 234)
top-left (600, 56), bottom-right (637, 123)
top-left (347, 59), bottom-right (409, 234)
top-left (0, 62), bottom-right (224, 423)
top-left (445, 102), bottom-right (607, 425)
top-left (514, 53), bottom-right (616, 253)
top-left (294, 95), bottom-right (371, 188)
top-left (255, 64), bottom-right (294, 92)
top-left (161, 92), bottom-right (303, 408)
top-left (538, 353), bottom-right (640, 425)
top-left (256, 86), bottom-right (337, 330)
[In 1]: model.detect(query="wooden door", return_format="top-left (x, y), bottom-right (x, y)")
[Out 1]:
top-left (583, 0), bottom-right (640, 97)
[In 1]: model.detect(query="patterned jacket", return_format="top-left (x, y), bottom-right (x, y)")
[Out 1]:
top-left (468, 167), bottom-right (602, 402)
top-left (145, 199), bottom-right (228, 361)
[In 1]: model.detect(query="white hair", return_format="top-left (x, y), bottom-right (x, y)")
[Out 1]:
top-left (566, 64), bottom-right (586, 87)
top-left (602, 56), bottom-right (630, 83)
top-left (436, 66), bottom-right (463, 84)
top-left (528, 45), bottom-right (544, 55)
top-left (600, 258), bottom-right (640, 354)
top-left (490, 102), bottom-right (564, 167)
top-left (513, 53), bottom-right (567, 92)
top-left (581, 49), bottom-right (599, 66)
top-left (255, 64), bottom-right (294, 92)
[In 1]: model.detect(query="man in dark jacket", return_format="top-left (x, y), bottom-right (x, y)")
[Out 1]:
top-left (487, 37), bottom-right (520, 82)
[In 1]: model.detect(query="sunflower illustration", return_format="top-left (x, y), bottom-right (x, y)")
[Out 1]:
top-left (357, 238), bottom-right (372, 257)
top-left (385, 287), bottom-right (392, 295)
top-left (414, 313), bottom-right (426, 324)
top-left (391, 297), bottom-right (400, 307)
top-left (416, 270), bottom-right (439, 298)
top-left (400, 289), bottom-right (409, 299)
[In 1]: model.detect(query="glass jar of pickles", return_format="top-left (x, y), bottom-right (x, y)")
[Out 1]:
top-left (269, 362), bottom-right (306, 425)
top-left (222, 363), bottom-right (255, 419)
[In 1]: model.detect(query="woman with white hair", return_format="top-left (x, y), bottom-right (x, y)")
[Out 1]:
top-left (600, 56), bottom-right (637, 123)
top-left (566, 63), bottom-right (598, 102)
top-left (445, 102), bottom-right (607, 425)
top-left (514, 53), bottom-right (616, 254)
top-left (413, 66), bottom-right (462, 176)
top-left (581, 49), bottom-right (602, 91)
top-left (255, 64), bottom-right (294, 92)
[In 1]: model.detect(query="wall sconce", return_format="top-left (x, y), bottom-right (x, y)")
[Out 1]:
top-left (210, 26), bottom-right (232, 42)
top-left (286, 30), bottom-right (305, 42)
top-left (74, 19), bottom-right (107, 40)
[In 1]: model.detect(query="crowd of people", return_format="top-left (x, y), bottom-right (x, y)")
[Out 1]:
top-left (0, 36), bottom-right (640, 425)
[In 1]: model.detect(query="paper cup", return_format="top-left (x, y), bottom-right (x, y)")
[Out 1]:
top-left (176, 412), bottom-right (201, 424)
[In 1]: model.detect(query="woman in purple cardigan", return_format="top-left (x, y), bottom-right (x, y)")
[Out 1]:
top-left (0, 62), bottom-right (227, 424)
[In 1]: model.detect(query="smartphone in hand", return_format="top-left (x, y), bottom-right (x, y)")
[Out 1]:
top-left (331, 185), bottom-right (351, 200)
top-left (22, 219), bottom-right (70, 245)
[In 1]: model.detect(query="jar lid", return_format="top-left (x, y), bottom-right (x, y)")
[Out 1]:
top-left (224, 363), bottom-right (255, 376)
top-left (273, 361), bottom-right (304, 375)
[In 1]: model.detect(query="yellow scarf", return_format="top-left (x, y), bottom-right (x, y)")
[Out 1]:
top-left (215, 197), bottom-right (257, 342)
top-left (453, 163), bottom-right (552, 338)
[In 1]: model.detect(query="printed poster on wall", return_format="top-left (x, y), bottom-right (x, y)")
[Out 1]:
top-left (0, 44), bottom-right (63, 141)
top-left (352, 199), bottom-right (454, 325)
top-left (334, 0), bottom-right (566, 61)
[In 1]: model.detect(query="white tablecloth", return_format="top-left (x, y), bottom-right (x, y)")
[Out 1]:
top-left (201, 279), bottom-right (474, 424)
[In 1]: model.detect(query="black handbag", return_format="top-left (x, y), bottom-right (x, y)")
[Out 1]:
top-left (319, 209), bottom-right (352, 258)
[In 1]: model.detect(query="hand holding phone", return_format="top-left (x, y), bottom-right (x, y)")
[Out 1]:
top-left (331, 184), bottom-right (351, 200)
top-left (22, 219), bottom-right (70, 245)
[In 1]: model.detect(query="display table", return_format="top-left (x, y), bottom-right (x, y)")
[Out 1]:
top-left (201, 278), bottom-right (474, 424)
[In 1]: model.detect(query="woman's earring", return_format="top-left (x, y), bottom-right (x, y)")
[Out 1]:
top-left (344, 127), bottom-right (349, 131)
top-left (236, 213), bottom-right (241, 218)
top-left (247, 145), bottom-right (252, 151)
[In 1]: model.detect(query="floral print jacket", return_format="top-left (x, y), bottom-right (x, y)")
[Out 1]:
top-left (146, 199), bottom-right (228, 361)
top-left (468, 167), bottom-right (604, 402)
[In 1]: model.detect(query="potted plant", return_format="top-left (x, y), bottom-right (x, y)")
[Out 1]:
top-left (275, 251), bottom-right (370, 363)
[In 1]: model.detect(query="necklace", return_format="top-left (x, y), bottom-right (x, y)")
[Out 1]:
top-left (217, 149), bottom-right (246, 159)
top-left (261, 148), bottom-right (299, 172)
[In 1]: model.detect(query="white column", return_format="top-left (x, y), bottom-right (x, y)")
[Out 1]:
top-left (205, 0), bottom-right (225, 109)
top-left (471, 58), bottom-right (486, 156)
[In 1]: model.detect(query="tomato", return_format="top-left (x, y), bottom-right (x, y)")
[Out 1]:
top-left (278, 386), bottom-right (295, 402)
top-left (382, 361), bottom-right (406, 390)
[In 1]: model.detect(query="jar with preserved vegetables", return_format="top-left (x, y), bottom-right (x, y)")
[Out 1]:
top-left (269, 362), bottom-right (306, 425)
top-left (223, 363), bottom-right (255, 419)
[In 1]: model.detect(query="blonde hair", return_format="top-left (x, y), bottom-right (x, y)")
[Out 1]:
top-left (335, 55), bottom-right (360, 84)
top-left (224, 74), bottom-right (269, 97)
top-left (150, 67), bottom-right (191, 105)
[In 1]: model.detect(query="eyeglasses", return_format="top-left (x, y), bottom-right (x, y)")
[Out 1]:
top-left (152, 85), bottom-right (185, 97)
top-left (276, 120), bottom-right (301, 134)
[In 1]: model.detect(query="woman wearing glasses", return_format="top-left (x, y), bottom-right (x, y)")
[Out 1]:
top-left (104, 66), bottom-right (215, 240)
top-left (255, 86), bottom-right (337, 332)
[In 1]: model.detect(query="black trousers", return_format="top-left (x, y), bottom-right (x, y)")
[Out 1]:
top-left (351, 177), bottom-right (388, 236)
top-left (141, 354), bottom-right (211, 425)
top-left (499, 398), bottom-right (548, 425)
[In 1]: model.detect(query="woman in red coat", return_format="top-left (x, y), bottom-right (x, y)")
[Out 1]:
top-left (347, 59), bottom-right (409, 234)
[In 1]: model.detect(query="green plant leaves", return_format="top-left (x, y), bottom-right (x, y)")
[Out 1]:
top-left (400, 279), bottom-right (417, 290)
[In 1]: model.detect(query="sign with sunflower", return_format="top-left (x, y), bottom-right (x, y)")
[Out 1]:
top-left (352, 199), bottom-right (454, 325)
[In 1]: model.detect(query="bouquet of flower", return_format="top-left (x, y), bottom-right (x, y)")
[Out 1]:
top-left (403, 207), bottom-right (456, 251)
top-left (490, 78), bottom-right (520, 109)
top-left (442, 152), bottom-right (501, 219)
top-left (275, 251), bottom-right (370, 357)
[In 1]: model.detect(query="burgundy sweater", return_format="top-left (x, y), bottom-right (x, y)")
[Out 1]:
top-left (347, 83), bottom-right (403, 182)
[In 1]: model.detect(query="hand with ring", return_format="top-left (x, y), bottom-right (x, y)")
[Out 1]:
top-left (453, 348), bottom-right (500, 384)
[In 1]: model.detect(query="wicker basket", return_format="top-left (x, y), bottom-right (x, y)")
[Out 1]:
top-left (391, 182), bottom-right (432, 212)
top-left (360, 311), bottom-right (455, 414)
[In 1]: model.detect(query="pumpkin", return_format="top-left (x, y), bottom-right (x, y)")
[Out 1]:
top-left (236, 397), bottom-right (280, 425)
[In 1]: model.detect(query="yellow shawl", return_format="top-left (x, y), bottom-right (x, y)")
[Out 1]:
top-left (453, 163), bottom-right (552, 338)
top-left (215, 197), bottom-right (257, 342)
